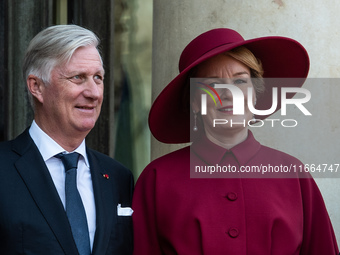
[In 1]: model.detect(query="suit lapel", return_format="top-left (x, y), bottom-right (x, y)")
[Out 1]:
top-left (87, 149), bottom-right (118, 255)
top-left (13, 130), bottom-right (79, 255)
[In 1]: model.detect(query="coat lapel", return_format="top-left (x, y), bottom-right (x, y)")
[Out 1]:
top-left (12, 130), bottom-right (79, 255)
top-left (87, 149), bottom-right (118, 255)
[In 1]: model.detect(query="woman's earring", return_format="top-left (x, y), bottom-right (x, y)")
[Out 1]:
top-left (251, 114), bottom-right (256, 123)
top-left (251, 99), bottom-right (257, 123)
top-left (193, 110), bottom-right (198, 131)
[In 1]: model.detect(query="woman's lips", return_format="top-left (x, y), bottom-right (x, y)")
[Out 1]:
top-left (217, 106), bottom-right (234, 115)
top-left (218, 106), bottom-right (233, 113)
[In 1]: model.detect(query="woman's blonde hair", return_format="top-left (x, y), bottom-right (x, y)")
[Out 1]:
top-left (185, 46), bottom-right (265, 113)
top-left (225, 46), bottom-right (265, 96)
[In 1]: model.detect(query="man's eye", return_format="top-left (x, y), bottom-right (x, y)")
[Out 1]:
top-left (68, 75), bottom-right (84, 83)
top-left (94, 75), bottom-right (104, 85)
top-left (69, 75), bottom-right (82, 80)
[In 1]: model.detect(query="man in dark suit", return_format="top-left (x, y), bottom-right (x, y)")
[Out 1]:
top-left (0, 24), bottom-right (134, 255)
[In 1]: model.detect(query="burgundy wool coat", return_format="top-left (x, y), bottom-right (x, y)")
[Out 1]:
top-left (132, 131), bottom-right (338, 255)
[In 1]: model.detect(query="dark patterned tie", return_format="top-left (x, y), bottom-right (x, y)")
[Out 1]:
top-left (55, 152), bottom-right (91, 255)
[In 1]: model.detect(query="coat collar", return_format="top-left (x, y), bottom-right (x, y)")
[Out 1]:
top-left (12, 129), bottom-right (118, 255)
top-left (191, 130), bottom-right (262, 166)
top-left (12, 129), bottom-right (79, 254)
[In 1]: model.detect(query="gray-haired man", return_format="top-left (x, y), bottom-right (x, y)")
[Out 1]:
top-left (0, 24), bottom-right (133, 255)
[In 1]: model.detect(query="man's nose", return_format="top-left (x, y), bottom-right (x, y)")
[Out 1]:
top-left (83, 78), bottom-right (102, 99)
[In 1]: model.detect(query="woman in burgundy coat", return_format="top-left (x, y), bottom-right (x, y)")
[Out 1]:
top-left (132, 28), bottom-right (339, 255)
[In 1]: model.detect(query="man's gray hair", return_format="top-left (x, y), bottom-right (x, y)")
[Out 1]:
top-left (23, 24), bottom-right (102, 105)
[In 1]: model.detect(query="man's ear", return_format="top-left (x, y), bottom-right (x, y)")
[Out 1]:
top-left (27, 75), bottom-right (44, 103)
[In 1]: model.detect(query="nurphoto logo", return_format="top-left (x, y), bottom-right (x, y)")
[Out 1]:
top-left (195, 79), bottom-right (312, 128)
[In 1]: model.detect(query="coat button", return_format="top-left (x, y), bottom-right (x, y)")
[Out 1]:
top-left (226, 192), bottom-right (238, 201)
top-left (227, 228), bottom-right (239, 238)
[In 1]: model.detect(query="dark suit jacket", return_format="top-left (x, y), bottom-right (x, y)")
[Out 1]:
top-left (0, 129), bottom-right (134, 255)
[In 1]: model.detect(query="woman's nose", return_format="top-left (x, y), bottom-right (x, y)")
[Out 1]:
top-left (218, 87), bottom-right (233, 101)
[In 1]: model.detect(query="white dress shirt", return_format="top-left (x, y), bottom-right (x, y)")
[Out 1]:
top-left (29, 120), bottom-right (96, 251)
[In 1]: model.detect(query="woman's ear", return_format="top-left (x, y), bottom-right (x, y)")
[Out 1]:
top-left (191, 90), bottom-right (201, 113)
top-left (191, 100), bottom-right (200, 113)
top-left (27, 75), bottom-right (45, 104)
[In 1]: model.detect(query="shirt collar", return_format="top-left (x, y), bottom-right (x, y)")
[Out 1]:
top-left (191, 130), bottom-right (261, 166)
top-left (29, 120), bottom-right (89, 166)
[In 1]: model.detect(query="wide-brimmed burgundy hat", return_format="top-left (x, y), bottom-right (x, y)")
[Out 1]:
top-left (149, 28), bottom-right (310, 144)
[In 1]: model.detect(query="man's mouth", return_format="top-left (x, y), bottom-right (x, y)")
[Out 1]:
top-left (76, 106), bottom-right (95, 109)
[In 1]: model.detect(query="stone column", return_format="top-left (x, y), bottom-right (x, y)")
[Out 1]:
top-left (152, 0), bottom-right (340, 245)
top-left (2, 0), bottom-right (54, 140)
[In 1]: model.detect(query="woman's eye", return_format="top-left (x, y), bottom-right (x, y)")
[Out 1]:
top-left (209, 82), bottom-right (218, 88)
top-left (233, 79), bottom-right (247, 85)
